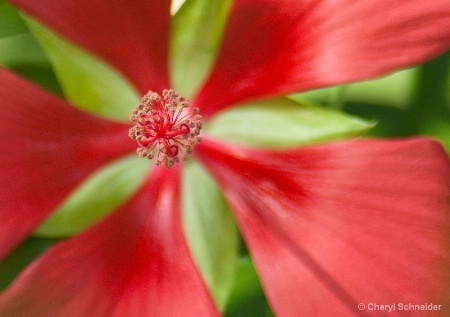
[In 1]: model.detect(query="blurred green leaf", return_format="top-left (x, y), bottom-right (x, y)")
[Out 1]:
top-left (171, 0), bottom-right (187, 14)
top-left (0, 33), bottom-right (62, 94)
top-left (205, 98), bottom-right (375, 148)
top-left (225, 257), bottom-right (274, 317)
top-left (171, 0), bottom-right (232, 97)
top-left (0, 1), bottom-right (28, 38)
top-left (345, 68), bottom-right (418, 109)
top-left (410, 51), bottom-right (450, 116)
top-left (419, 116), bottom-right (450, 152)
top-left (412, 51), bottom-right (450, 151)
top-left (182, 161), bottom-right (239, 311)
top-left (292, 68), bottom-right (418, 109)
top-left (25, 17), bottom-right (140, 121)
top-left (343, 103), bottom-right (417, 137)
top-left (341, 51), bottom-right (450, 151)
top-left (0, 3), bottom-right (61, 94)
top-left (448, 67), bottom-right (450, 108)
top-left (0, 33), bottom-right (48, 68)
top-left (0, 237), bottom-right (59, 291)
top-left (35, 156), bottom-right (150, 237)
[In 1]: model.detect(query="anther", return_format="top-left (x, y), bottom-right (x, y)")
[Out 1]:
top-left (128, 89), bottom-right (202, 168)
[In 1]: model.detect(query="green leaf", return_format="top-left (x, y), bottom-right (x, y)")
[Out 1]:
top-left (0, 237), bottom-right (58, 291)
top-left (345, 69), bottom-right (417, 109)
top-left (340, 52), bottom-right (450, 142)
top-left (292, 68), bottom-right (418, 109)
top-left (24, 17), bottom-right (140, 121)
top-left (448, 69), bottom-right (450, 108)
top-left (171, 0), bottom-right (232, 97)
top-left (182, 161), bottom-right (239, 311)
top-left (224, 257), bottom-right (274, 317)
top-left (171, 0), bottom-right (187, 14)
top-left (419, 116), bottom-right (450, 152)
top-left (0, 4), bottom-right (62, 94)
top-left (205, 98), bottom-right (375, 148)
top-left (411, 50), bottom-right (450, 115)
top-left (0, 1), bottom-right (28, 38)
top-left (0, 33), bottom-right (49, 68)
top-left (0, 33), bottom-right (62, 94)
top-left (413, 52), bottom-right (450, 151)
top-left (342, 103), bottom-right (418, 137)
top-left (35, 156), bottom-right (150, 237)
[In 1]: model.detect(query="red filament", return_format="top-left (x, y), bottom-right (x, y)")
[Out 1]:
top-left (128, 89), bottom-right (202, 168)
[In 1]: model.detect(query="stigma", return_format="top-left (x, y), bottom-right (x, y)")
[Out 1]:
top-left (128, 89), bottom-right (202, 168)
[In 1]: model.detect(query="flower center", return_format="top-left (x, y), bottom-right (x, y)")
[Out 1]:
top-left (128, 89), bottom-right (202, 168)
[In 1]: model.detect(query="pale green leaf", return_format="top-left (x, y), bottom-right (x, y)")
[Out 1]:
top-left (344, 68), bottom-right (417, 108)
top-left (35, 156), bottom-right (150, 237)
top-left (182, 161), bottom-right (238, 311)
top-left (205, 98), bottom-right (375, 148)
top-left (171, 0), bottom-right (187, 14)
top-left (292, 68), bottom-right (418, 109)
top-left (0, 3), bottom-right (60, 91)
top-left (171, 0), bottom-right (231, 97)
top-left (0, 33), bottom-right (63, 94)
top-left (24, 17), bottom-right (140, 121)
top-left (0, 33), bottom-right (48, 68)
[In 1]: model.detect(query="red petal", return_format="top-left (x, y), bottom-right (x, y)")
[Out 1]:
top-left (0, 166), bottom-right (219, 316)
top-left (195, 138), bottom-right (450, 316)
top-left (9, 0), bottom-right (171, 93)
top-left (0, 68), bottom-right (135, 259)
top-left (194, 0), bottom-right (450, 117)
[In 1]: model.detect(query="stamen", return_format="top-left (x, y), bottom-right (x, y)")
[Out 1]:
top-left (128, 89), bottom-right (202, 168)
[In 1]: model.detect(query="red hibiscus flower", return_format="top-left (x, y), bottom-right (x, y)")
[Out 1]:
top-left (1, 0), bottom-right (450, 316)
